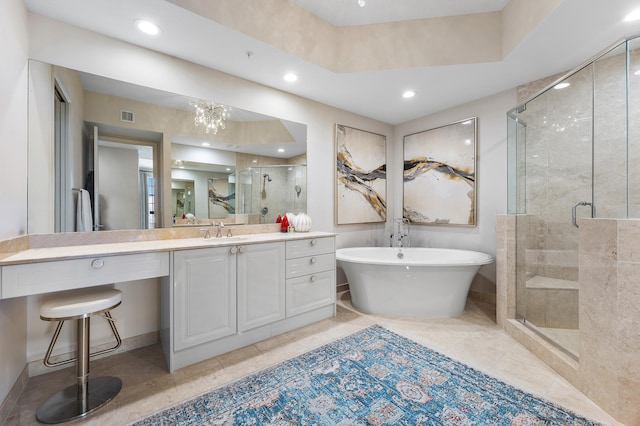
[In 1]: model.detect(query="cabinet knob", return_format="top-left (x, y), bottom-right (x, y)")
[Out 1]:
top-left (310, 275), bottom-right (317, 282)
top-left (91, 259), bottom-right (104, 269)
top-left (229, 246), bottom-right (238, 254)
top-left (310, 239), bottom-right (317, 246)
top-left (239, 246), bottom-right (247, 254)
top-left (310, 257), bottom-right (318, 264)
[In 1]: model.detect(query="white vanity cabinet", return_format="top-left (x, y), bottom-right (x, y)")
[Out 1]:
top-left (285, 237), bottom-right (336, 317)
top-left (237, 241), bottom-right (286, 332)
top-left (0, 230), bottom-right (336, 374)
top-left (173, 246), bottom-right (237, 351)
top-left (163, 234), bottom-right (335, 371)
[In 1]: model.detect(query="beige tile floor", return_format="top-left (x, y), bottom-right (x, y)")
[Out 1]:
top-left (5, 293), bottom-right (622, 425)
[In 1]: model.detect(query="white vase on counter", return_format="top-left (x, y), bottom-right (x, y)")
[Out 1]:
top-left (292, 213), bottom-right (312, 232)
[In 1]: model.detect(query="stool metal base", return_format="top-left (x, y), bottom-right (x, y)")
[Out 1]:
top-left (36, 376), bottom-right (122, 424)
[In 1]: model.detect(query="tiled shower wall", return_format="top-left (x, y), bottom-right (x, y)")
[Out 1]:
top-left (579, 219), bottom-right (640, 423)
top-left (497, 215), bottom-right (640, 424)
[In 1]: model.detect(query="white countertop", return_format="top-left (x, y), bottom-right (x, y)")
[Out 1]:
top-left (0, 231), bottom-right (335, 266)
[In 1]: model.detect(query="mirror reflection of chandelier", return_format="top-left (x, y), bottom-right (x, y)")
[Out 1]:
top-left (192, 100), bottom-right (230, 134)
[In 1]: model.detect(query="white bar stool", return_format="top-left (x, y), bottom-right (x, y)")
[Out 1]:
top-left (36, 288), bottom-right (123, 424)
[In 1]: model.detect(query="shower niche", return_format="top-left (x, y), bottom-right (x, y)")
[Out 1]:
top-left (237, 165), bottom-right (307, 224)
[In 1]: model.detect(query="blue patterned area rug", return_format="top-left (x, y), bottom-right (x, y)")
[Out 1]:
top-left (133, 325), bottom-right (603, 425)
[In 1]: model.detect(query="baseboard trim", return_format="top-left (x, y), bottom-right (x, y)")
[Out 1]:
top-left (28, 331), bottom-right (158, 377)
top-left (468, 290), bottom-right (496, 305)
top-left (0, 364), bottom-right (28, 425)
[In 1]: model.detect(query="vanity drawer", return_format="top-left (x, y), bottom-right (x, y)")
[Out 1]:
top-left (1, 252), bottom-right (169, 299)
top-left (286, 237), bottom-right (335, 259)
top-left (286, 253), bottom-right (334, 279)
top-left (286, 270), bottom-right (335, 317)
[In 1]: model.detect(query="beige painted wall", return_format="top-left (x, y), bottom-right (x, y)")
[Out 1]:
top-left (0, 0), bottom-right (29, 413)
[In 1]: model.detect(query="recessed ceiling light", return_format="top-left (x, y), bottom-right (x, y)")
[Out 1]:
top-left (283, 73), bottom-right (298, 82)
top-left (278, 148), bottom-right (285, 153)
top-left (554, 82), bottom-right (570, 89)
top-left (135, 19), bottom-right (160, 36)
top-left (201, 142), bottom-right (210, 147)
top-left (402, 90), bottom-right (415, 99)
top-left (624, 9), bottom-right (640, 22)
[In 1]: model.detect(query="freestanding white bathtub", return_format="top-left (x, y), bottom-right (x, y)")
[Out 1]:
top-left (336, 247), bottom-right (494, 317)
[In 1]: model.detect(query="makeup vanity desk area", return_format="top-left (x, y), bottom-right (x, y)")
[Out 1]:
top-left (0, 228), bottom-right (337, 371)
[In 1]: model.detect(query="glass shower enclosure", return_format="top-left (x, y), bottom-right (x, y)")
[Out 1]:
top-left (237, 164), bottom-right (307, 224)
top-left (507, 36), bottom-right (640, 358)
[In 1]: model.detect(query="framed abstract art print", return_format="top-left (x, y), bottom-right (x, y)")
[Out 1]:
top-left (403, 118), bottom-right (477, 226)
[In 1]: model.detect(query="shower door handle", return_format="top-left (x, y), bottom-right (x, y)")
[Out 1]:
top-left (572, 201), bottom-right (595, 227)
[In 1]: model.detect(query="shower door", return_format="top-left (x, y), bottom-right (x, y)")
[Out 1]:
top-left (509, 40), bottom-right (632, 358)
top-left (510, 66), bottom-right (594, 358)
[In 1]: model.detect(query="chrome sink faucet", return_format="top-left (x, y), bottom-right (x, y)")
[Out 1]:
top-left (216, 222), bottom-right (225, 238)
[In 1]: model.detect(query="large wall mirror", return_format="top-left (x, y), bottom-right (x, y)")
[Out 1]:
top-left (27, 60), bottom-right (307, 233)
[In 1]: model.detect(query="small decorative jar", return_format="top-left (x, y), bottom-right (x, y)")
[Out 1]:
top-left (292, 213), bottom-right (312, 232)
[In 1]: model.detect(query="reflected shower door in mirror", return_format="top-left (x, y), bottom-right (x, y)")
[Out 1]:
top-left (237, 165), bottom-right (307, 224)
top-left (27, 60), bottom-right (307, 233)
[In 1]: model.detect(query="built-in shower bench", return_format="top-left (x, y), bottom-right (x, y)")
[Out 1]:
top-left (524, 275), bottom-right (578, 330)
top-left (525, 275), bottom-right (578, 290)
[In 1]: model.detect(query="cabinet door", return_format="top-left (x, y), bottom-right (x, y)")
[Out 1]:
top-left (174, 247), bottom-right (236, 351)
top-left (237, 242), bottom-right (286, 332)
top-left (286, 270), bottom-right (336, 317)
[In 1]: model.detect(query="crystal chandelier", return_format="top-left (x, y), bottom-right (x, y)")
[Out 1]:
top-left (358, 0), bottom-right (365, 7)
top-left (192, 100), bottom-right (230, 134)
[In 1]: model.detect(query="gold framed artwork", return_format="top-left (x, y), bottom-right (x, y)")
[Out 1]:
top-left (403, 117), bottom-right (477, 226)
top-left (335, 124), bottom-right (387, 225)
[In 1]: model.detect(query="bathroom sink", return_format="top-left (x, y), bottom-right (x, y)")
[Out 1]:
top-left (204, 236), bottom-right (246, 243)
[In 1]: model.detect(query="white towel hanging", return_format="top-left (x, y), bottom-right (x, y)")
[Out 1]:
top-left (76, 189), bottom-right (94, 232)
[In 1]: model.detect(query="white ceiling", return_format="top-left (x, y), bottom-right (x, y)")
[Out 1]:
top-left (24, 0), bottom-right (640, 125)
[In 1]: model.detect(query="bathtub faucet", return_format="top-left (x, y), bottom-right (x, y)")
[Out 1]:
top-left (391, 218), bottom-right (411, 248)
